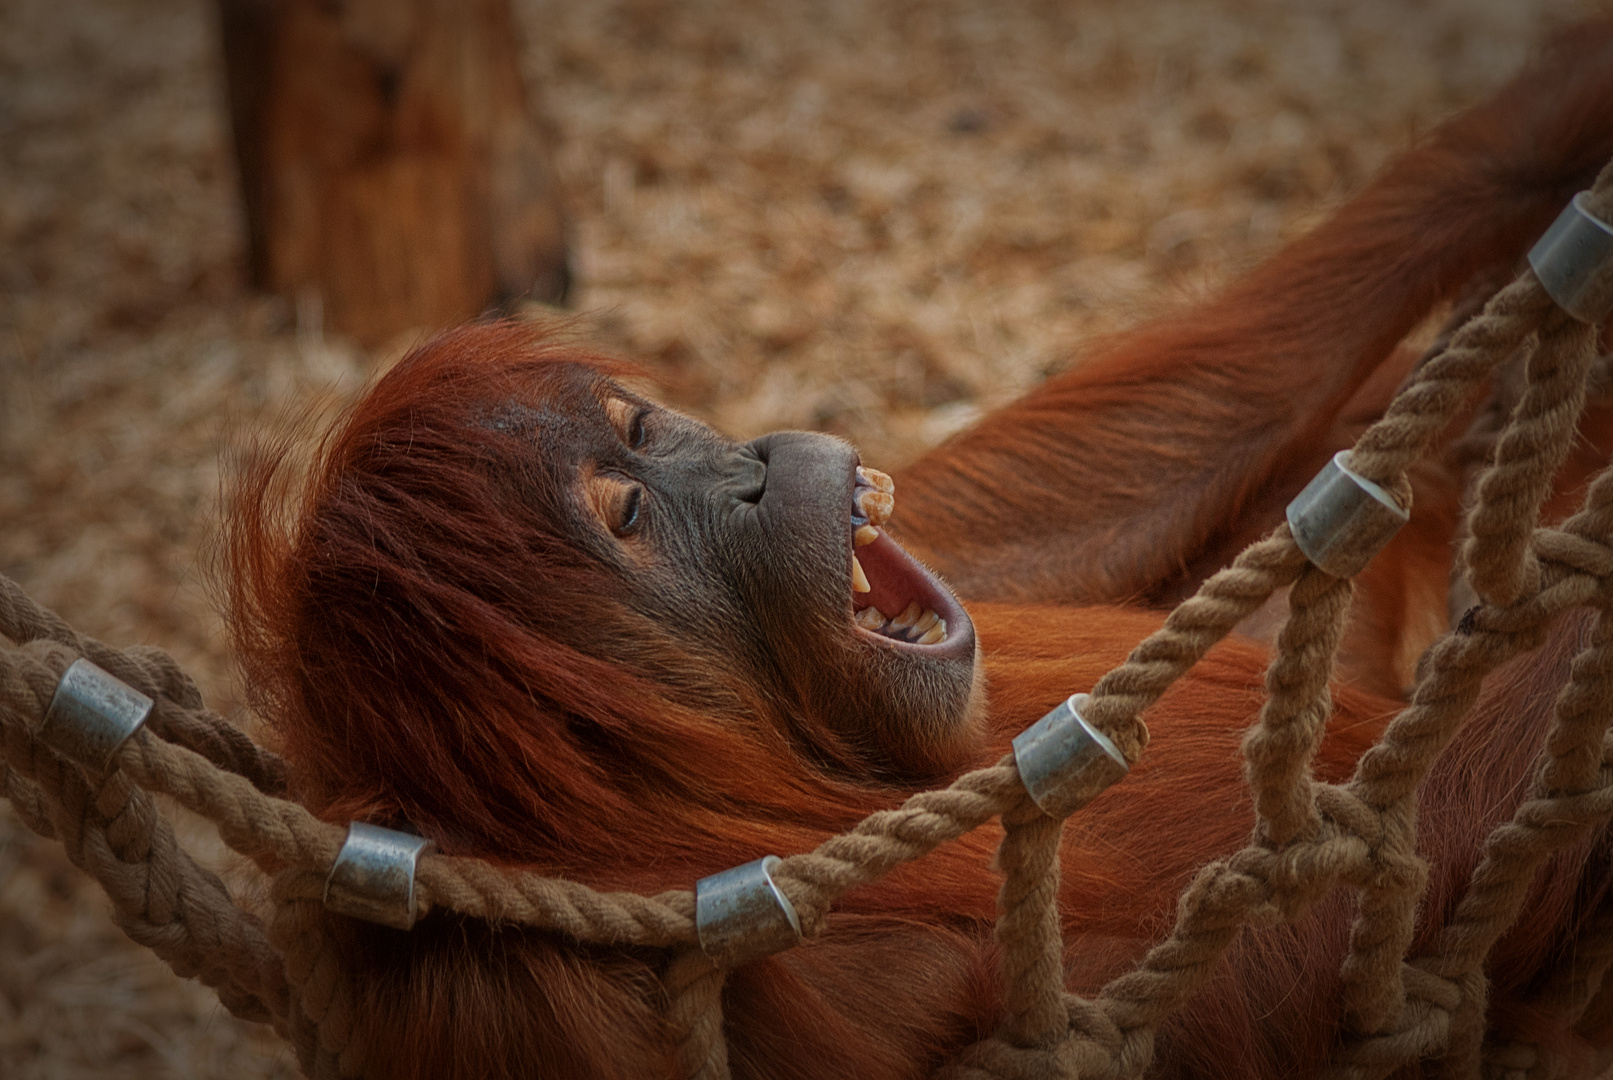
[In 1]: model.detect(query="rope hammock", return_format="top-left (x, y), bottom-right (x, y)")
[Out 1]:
top-left (3, 164), bottom-right (1613, 1080)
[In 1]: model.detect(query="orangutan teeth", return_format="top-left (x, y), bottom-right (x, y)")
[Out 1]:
top-left (853, 601), bottom-right (948, 644)
top-left (851, 556), bottom-right (871, 593)
top-left (851, 466), bottom-right (895, 528)
top-left (855, 606), bottom-right (888, 629)
top-left (855, 488), bottom-right (894, 527)
top-left (855, 525), bottom-right (879, 547)
top-left (857, 467), bottom-right (894, 494)
top-left (888, 600), bottom-right (922, 632)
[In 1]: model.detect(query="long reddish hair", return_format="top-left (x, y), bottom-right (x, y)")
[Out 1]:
top-left (227, 322), bottom-right (1552, 1080)
top-left (227, 322), bottom-right (995, 892)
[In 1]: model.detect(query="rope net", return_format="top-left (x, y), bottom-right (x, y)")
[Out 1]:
top-left (3, 167), bottom-right (1613, 1080)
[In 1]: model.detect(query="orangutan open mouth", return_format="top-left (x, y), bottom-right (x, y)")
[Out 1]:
top-left (848, 466), bottom-right (968, 649)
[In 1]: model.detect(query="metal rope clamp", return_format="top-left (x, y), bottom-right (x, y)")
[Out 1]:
top-left (324, 822), bottom-right (437, 931)
top-left (695, 855), bottom-right (803, 967)
top-left (1286, 450), bottom-right (1409, 579)
top-left (39, 658), bottom-right (154, 776)
top-left (1012, 693), bottom-right (1129, 819)
top-left (1529, 191), bottom-right (1613, 324)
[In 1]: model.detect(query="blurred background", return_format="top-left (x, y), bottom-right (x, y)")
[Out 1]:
top-left (0, 0), bottom-right (1603, 1074)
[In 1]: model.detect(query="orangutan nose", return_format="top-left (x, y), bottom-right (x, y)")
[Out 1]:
top-left (716, 444), bottom-right (766, 504)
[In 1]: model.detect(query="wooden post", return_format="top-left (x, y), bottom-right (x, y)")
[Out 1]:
top-left (217, 0), bottom-right (570, 346)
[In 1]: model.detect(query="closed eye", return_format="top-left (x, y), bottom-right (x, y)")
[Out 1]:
top-left (617, 485), bottom-right (643, 536)
top-left (604, 396), bottom-right (650, 451)
top-left (582, 467), bottom-right (647, 539)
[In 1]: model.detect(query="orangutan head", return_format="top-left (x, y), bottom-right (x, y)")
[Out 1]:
top-left (230, 323), bottom-right (983, 865)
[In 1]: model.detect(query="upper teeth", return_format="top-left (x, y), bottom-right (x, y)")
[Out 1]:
top-left (855, 489), bottom-right (893, 526)
top-left (854, 467), bottom-right (895, 527)
top-left (849, 465), bottom-right (946, 643)
top-left (857, 466), bottom-right (894, 493)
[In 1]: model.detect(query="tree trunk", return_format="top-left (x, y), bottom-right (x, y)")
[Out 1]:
top-left (217, 0), bottom-right (570, 347)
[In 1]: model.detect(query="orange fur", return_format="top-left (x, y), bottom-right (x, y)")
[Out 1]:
top-left (225, 23), bottom-right (1613, 1080)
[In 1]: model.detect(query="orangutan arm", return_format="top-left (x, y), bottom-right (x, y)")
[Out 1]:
top-left (891, 25), bottom-right (1613, 608)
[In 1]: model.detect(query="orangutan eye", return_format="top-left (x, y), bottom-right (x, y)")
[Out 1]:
top-left (603, 396), bottom-right (649, 451)
top-left (582, 467), bottom-right (646, 540)
top-left (614, 485), bottom-right (644, 537)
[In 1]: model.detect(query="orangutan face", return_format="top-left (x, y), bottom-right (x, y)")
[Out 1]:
top-left (543, 370), bottom-right (982, 781)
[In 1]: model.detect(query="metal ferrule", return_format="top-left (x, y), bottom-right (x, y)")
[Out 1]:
top-left (695, 855), bottom-right (803, 967)
top-left (1011, 693), bottom-right (1129, 819)
top-left (39, 658), bottom-right (155, 776)
top-left (1529, 191), bottom-right (1613, 324)
top-left (1286, 450), bottom-right (1409, 579)
top-left (323, 822), bottom-right (436, 931)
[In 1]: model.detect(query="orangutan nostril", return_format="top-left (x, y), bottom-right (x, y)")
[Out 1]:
top-left (721, 448), bottom-right (767, 504)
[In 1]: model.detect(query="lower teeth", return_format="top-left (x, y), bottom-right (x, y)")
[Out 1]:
top-left (854, 602), bottom-right (948, 644)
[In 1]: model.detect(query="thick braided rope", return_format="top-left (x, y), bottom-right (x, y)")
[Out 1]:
top-left (1, 225), bottom-right (1562, 1079)
top-left (1079, 533), bottom-right (1310, 762)
top-left (0, 172), bottom-right (1607, 1080)
top-left (932, 172), bottom-right (1613, 1080)
top-left (1348, 282), bottom-right (1558, 490)
top-left (1422, 593), bottom-right (1613, 1077)
top-left (994, 246), bottom-right (1581, 1080)
top-left (950, 555), bottom-right (1363, 1079)
top-left (0, 614), bottom-right (1082, 1080)
top-left (1333, 421), bottom-right (1593, 1045)
top-left (0, 573), bottom-right (287, 795)
top-left (1334, 176), bottom-right (1607, 1052)
top-left (1320, 177), bottom-right (1613, 1075)
top-left (270, 869), bottom-right (367, 1080)
top-left (1332, 483), bottom-right (1613, 1076)
top-left (0, 638), bottom-right (292, 1032)
top-left (1481, 833), bottom-right (1613, 1080)
top-left (0, 629), bottom-right (374, 1075)
top-left (0, 594), bottom-right (1086, 1080)
top-left (0, 640), bottom-right (373, 1080)
top-left (770, 758), bottom-right (1026, 933)
top-left (1243, 563), bottom-right (1355, 847)
top-left (1332, 387), bottom-right (1609, 1060)
top-left (874, 785), bottom-right (1076, 1076)
top-left (1435, 607), bottom-right (1613, 1078)
top-left (1067, 372), bottom-right (1589, 1080)
top-left (107, 718), bottom-right (705, 946)
top-left (1461, 305), bottom-right (1597, 605)
top-left (942, 535), bottom-right (1376, 1079)
top-left (664, 948), bottom-right (729, 1080)
top-left (668, 761), bottom-right (1042, 1077)
top-left (0, 619), bottom-right (697, 1073)
top-left (994, 798), bottom-right (1071, 1050)
top-left (1064, 244), bottom-right (1590, 772)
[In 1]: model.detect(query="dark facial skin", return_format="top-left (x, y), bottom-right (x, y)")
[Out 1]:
top-left (522, 367), bottom-right (985, 783)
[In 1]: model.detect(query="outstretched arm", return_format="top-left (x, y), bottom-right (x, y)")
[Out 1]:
top-left (891, 25), bottom-right (1613, 607)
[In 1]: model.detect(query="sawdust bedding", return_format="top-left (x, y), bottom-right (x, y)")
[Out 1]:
top-left (0, 0), bottom-right (1600, 1074)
